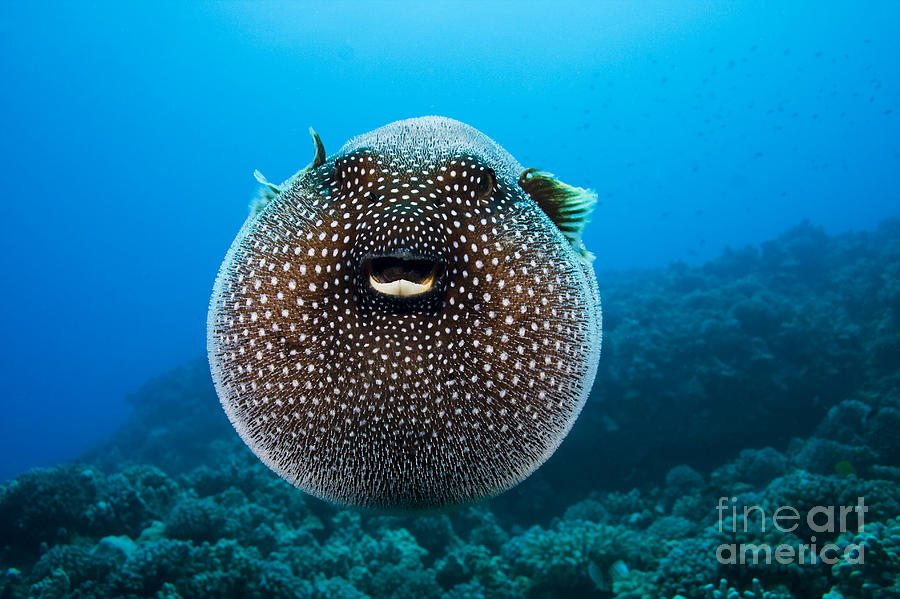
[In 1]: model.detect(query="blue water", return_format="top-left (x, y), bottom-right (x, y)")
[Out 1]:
top-left (0, 1), bottom-right (897, 483)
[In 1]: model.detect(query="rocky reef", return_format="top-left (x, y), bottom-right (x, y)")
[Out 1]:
top-left (1, 220), bottom-right (898, 599)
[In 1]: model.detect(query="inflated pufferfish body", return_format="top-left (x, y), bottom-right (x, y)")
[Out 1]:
top-left (208, 117), bottom-right (601, 511)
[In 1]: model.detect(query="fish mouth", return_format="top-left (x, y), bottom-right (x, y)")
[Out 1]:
top-left (363, 253), bottom-right (443, 298)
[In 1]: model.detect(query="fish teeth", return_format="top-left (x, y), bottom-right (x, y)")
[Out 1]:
top-left (369, 275), bottom-right (433, 296)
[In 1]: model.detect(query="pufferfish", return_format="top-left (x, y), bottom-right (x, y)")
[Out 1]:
top-left (208, 117), bottom-right (601, 511)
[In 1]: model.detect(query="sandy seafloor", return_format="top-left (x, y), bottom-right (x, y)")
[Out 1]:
top-left (1, 220), bottom-right (898, 599)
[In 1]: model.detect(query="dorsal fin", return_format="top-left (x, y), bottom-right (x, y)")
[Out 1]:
top-left (518, 168), bottom-right (597, 261)
top-left (249, 170), bottom-right (281, 216)
top-left (249, 128), bottom-right (327, 216)
top-left (310, 127), bottom-right (326, 169)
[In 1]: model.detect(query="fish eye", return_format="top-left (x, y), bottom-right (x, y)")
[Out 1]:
top-left (332, 150), bottom-right (377, 190)
top-left (475, 168), bottom-right (495, 202)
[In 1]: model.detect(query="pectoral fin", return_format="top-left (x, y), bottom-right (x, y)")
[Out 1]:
top-left (249, 127), bottom-right (327, 216)
top-left (519, 168), bottom-right (597, 261)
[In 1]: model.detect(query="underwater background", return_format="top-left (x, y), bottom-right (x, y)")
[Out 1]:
top-left (1, 2), bottom-right (899, 598)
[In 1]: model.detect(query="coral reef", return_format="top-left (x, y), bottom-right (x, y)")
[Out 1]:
top-left (1, 221), bottom-right (899, 598)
